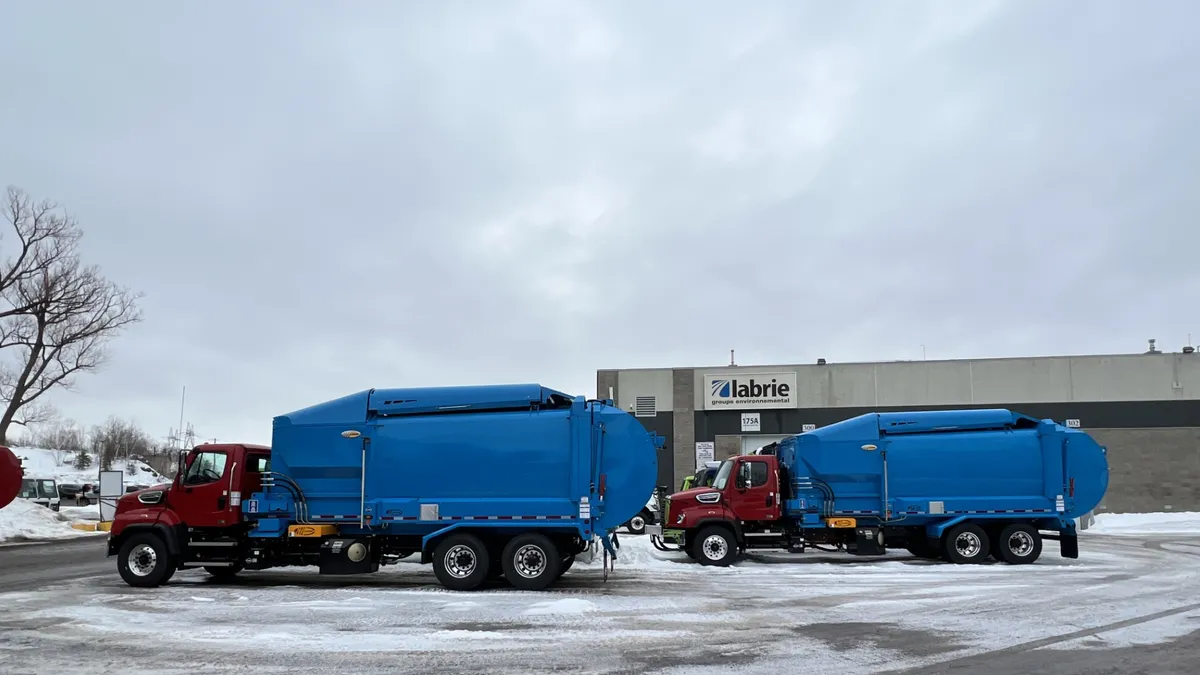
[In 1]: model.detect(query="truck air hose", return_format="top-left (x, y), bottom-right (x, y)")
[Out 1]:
top-left (263, 473), bottom-right (311, 524)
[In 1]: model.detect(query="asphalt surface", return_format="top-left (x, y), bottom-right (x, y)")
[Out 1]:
top-left (0, 534), bottom-right (110, 592)
top-left (0, 532), bottom-right (1197, 674)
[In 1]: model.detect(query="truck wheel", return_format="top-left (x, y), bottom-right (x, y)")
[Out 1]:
top-left (117, 533), bottom-right (173, 587)
top-left (942, 524), bottom-right (990, 564)
top-left (626, 512), bottom-right (648, 535)
top-left (995, 523), bottom-right (1042, 565)
top-left (692, 526), bottom-right (737, 566)
top-left (560, 554), bottom-right (575, 575)
top-left (501, 533), bottom-right (562, 591)
top-left (432, 533), bottom-right (491, 591)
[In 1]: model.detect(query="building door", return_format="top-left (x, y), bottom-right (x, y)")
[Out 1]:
top-left (740, 434), bottom-right (792, 455)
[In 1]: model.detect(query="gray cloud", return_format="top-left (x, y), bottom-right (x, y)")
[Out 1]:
top-left (1, 0), bottom-right (1196, 444)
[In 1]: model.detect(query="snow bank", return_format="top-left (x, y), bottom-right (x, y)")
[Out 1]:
top-left (0, 499), bottom-right (95, 543)
top-left (10, 445), bottom-right (169, 486)
top-left (573, 533), bottom-right (690, 571)
top-left (1085, 511), bottom-right (1200, 536)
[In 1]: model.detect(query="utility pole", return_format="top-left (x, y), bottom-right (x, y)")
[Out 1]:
top-left (176, 386), bottom-right (186, 451)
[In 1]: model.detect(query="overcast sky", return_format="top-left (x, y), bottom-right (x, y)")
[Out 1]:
top-left (1, 0), bottom-right (1196, 446)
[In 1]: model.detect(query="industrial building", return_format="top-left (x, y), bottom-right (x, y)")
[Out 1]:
top-left (596, 340), bottom-right (1200, 514)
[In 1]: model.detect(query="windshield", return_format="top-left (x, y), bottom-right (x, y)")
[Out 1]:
top-left (712, 460), bottom-right (734, 490)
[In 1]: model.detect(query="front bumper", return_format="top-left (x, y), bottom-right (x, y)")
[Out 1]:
top-left (646, 524), bottom-right (663, 537)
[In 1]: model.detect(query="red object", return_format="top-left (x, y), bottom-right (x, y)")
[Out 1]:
top-left (0, 445), bottom-right (22, 510)
top-left (1069, 477), bottom-right (1075, 498)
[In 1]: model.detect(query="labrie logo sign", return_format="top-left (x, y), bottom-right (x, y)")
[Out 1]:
top-left (703, 372), bottom-right (798, 410)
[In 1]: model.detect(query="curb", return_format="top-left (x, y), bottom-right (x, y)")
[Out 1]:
top-left (69, 521), bottom-right (111, 532)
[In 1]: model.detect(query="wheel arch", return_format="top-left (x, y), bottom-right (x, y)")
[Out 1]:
top-left (108, 523), bottom-right (182, 558)
top-left (684, 518), bottom-right (742, 549)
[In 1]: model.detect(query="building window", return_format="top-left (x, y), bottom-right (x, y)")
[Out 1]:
top-left (634, 396), bottom-right (657, 417)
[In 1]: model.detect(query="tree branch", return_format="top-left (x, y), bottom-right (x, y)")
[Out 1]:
top-left (0, 186), bottom-right (142, 444)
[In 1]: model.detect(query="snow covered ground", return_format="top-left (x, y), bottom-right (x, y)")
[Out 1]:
top-left (1086, 510), bottom-right (1200, 536)
top-left (0, 514), bottom-right (1197, 674)
top-left (0, 499), bottom-right (97, 543)
top-left (10, 445), bottom-right (169, 487)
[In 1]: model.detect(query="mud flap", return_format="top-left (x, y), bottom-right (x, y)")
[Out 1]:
top-left (600, 531), bottom-right (618, 561)
top-left (1060, 532), bottom-right (1079, 559)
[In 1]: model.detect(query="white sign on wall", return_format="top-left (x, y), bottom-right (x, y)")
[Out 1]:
top-left (695, 441), bottom-right (715, 467)
top-left (741, 412), bottom-right (761, 432)
top-left (1066, 419), bottom-right (1081, 428)
top-left (703, 372), bottom-right (797, 410)
top-left (802, 423), bottom-right (816, 432)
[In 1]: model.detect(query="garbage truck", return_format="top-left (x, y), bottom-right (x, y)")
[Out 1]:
top-left (648, 408), bottom-right (1109, 566)
top-left (106, 384), bottom-right (660, 591)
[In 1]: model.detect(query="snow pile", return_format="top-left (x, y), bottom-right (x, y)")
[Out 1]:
top-left (1085, 511), bottom-right (1200, 536)
top-left (573, 533), bottom-right (690, 571)
top-left (0, 499), bottom-right (95, 543)
top-left (10, 445), bottom-right (169, 486)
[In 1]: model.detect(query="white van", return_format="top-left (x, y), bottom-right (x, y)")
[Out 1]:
top-left (18, 476), bottom-right (61, 511)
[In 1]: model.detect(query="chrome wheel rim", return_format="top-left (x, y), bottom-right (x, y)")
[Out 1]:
top-left (630, 516), bottom-right (645, 530)
top-left (444, 545), bottom-right (477, 578)
top-left (955, 532), bottom-right (982, 558)
top-left (128, 544), bottom-right (157, 577)
top-left (513, 544), bottom-right (547, 579)
top-left (1008, 531), bottom-right (1034, 557)
top-left (702, 534), bottom-right (728, 560)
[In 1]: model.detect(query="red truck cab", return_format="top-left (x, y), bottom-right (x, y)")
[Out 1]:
top-left (660, 454), bottom-right (784, 564)
top-left (107, 443), bottom-right (271, 586)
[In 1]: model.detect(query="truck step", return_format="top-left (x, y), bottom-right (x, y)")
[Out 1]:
top-left (189, 541), bottom-right (239, 547)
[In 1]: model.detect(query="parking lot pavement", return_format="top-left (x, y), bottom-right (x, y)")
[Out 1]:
top-left (0, 531), bottom-right (1197, 675)
top-left (0, 534), bottom-right (110, 593)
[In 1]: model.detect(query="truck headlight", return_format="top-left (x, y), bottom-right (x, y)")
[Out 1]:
top-left (137, 490), bottom-right (163, 505)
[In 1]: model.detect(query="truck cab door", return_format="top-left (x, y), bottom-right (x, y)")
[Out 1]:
top-left (176, 448), bottom-right (236, 528)
top-left (728, 457), bottom-right (781, 522)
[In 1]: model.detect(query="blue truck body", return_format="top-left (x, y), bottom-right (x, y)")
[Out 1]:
top-left (780, 408), bottom-right (1109, 533)
top-left (651, 408), bottom-right (1110, 566)
top-left (240, 383), bottom-right (661, 590)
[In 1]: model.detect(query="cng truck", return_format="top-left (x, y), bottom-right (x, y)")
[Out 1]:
top-left (648, 408), bottom-right (1109, 566)
top-left (106, 384), bottom-right (660, 591)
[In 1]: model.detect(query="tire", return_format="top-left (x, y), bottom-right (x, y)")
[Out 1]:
top-left (692, 526), bottom-right (737, 566)
top-left (203, 564), bottom-right (242, 580)
top-left (995, 523), bottom-right (1043, 565)
top-left (501, 533), bottom-right (563, 591)
top-left (626, 511), bottom-right (648, 535)
top-left (942, 523), bottom-right (990, 564)
top-left (560, 554), bottom-right (575, 575)
top-left (117, 533), bottom-right (173, 587)
top-left (432, 533), bottom-right (490, 591)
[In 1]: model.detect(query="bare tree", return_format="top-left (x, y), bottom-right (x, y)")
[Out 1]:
top-left (32, 417), bottom-right (87, 465)
top-left (90, 416), bottom-right (152, 472)
top-left (0, 187), bottom-right (143, 444)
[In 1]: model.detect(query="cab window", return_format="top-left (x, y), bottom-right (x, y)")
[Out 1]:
top-left (749, 461), bottom-right (768, 487)
top-left (246, 455), bottom-right (271, 473)
top-left (183, 451), bottom-right (228, 485)
top-left (738, 460), bottom-right (769, 488)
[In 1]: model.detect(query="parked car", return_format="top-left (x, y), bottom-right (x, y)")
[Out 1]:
top-left (19, 476), bottom-right (61, 511)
